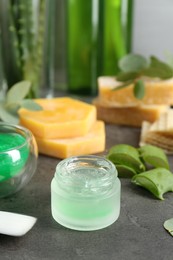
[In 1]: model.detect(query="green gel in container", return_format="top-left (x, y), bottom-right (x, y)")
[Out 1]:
top-left (51, 155), bottom-right (121, 231)
top-left (0, 133), bottom-right (29, 181)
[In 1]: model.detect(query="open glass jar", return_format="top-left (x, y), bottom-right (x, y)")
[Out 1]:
top-left (51, 155), bottom-right (121, 231)
top-left (0, 123), bottom-right (38, 198)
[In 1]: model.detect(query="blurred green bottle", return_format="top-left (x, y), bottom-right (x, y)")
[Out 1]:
top-left (66, 0), bottom-right (133, 96)
top-left (98, 0), bottom-right (133, 75)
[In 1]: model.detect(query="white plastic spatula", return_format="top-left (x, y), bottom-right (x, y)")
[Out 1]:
top-left (0, 211), bottom-right (37, 236)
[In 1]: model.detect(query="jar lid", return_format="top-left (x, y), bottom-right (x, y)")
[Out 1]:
top-left (55, 155), bottom-right (118, 197)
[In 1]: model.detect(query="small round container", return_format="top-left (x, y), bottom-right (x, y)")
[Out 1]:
top-left (0, 123), bottom-right (38, 198)
top-left (51, 155), bottom-right (121, 231)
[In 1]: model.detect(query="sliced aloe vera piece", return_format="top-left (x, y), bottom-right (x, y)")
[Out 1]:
top-left (116, 164), bottom-right (137, 178)
top-left (107, 144), bottom-right (145, 173)
top-left (139, 145), bottom-right (169, 170)
top-left (164, 218), bottom-right (173, 236)
top-left (132, 168), bottom-right (173, 200)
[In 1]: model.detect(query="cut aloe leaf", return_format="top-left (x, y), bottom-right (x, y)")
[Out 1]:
top-left (139, 145), bottom-right (169, 170)
top-left (107, 153), bottom-right (144, 173)
top-left (164, 218), bottom-right (173, 236)
top-left (107, 144), bottom-right (145, 173)
top-left (132, 167), bottom-right (173, 200)
top-left (116, 164), bottom-right (137, 178)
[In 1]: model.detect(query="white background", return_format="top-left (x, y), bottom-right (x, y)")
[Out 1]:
top-left (132, 0), bottom-right (173, 62)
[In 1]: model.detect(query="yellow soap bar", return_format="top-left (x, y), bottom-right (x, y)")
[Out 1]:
top-left (18, 97), bottom-right (96, 139)
top-left (35, 121), bottom-right (105, 159)
top-left (93, 98), bottom-right (168, 127)
top-left (98, 76), bottom-right (173, 106)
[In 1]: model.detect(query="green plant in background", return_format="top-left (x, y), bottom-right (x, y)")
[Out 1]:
top-left (0, 81), bottom-right (42, 124)
top-left (0, 0), bottom-right (46, 98)
top-left (114, 53), bottom-right (173, 99)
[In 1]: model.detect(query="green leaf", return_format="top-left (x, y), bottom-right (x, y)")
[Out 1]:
top-left (164, 218), bottom-right (173, 236)
top-left (4, 102), bottom-right (20, 115)
top-left (133, 80), bottom-right (145, 99)
top-left (139, 145), bottom-right (169, 170)
top-left (116, 71), bottom-right (139, 82)
top-left (20, 99), bottom-right (43, 111)
top-left (143, 56), bottom-right (173, 79)
top-left (6, 81), bottom-right (31, 104)
top-left (112, 80), bottom-right (134, 91)
top-left (107, 144), bottom-right (145, 173)
top-left (118, 54), bottom-right (148, 73)
top-left (0, 102), bottom-right (19, 124)
top-left (132, 167), bottom-right (173, 200)
top-left (116, 164), bottom-right (137, 178)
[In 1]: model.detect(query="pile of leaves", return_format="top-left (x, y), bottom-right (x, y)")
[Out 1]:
top-left (107, 144), bottom-right (173, 200)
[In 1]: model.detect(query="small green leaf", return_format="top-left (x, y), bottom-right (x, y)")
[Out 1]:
top-left (164, 218), bottom-right (173, 236)
top-left (112, 80), bottom-right (134, 91)
top-left (6, 81), bottom-right (31, 104)
top-left (0, 102), bottom-right (19, 124)
top-left (20, 99), bottom-right (43, 111)
top-left (132, 168), bottom-right (173, 200)
top-left (143, 56), bottom-right (173, 79)
top-left (116, 71), bottom-right (139, 82)
top-left (118, 54), bottom-right (148, 73)
top-left (4, 102), bottom-right (20, 115)
top-left (139, 145), bottom-right (169, 170)
top-left (133, 80), bottom-right (145, 99)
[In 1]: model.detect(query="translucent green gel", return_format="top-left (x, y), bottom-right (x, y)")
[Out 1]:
top-left (51, 156), bottom-right (121, 231)
top-left (0, 133), bottom-right (29, 181)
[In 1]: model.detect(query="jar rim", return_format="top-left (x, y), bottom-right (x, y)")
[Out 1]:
top-left (0, 122), bottom-right (32, 153)
top-left (55, 155), bottom-right (118, 196)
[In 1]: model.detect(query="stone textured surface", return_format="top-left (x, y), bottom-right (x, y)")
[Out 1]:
top-left (1, 124), bottom-right (173, 260)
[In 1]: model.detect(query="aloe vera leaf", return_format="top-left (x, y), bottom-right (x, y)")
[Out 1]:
top-left (0, 0), bottom-right (22, 86)
top-left (22, 0), bottom-right (46, 97)
top-left (107, 144), bottom-right (145, 172)
top-left (17, 0), bottom-right (36, 69)
top-left (132, 168), bottom-right (173, 200)
top-left (108, 153), bottom-right (144, 173)
top-left (138, 145), bottom-right (169, 170)
top-left (116, 164), bottom-right (137, 178)
top-left (108, 144), bottom-right (139, 157)
top-left (164, 218), bottom-right (173, 236)
top-left (32, 0), bottom-right (45, 91)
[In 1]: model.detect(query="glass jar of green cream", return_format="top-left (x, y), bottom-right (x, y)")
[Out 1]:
top-left (51, 155), bottom-right (121, 231)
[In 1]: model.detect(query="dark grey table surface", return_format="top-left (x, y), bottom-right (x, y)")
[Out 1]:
top-left (1, 124), bottom-right (173, 260)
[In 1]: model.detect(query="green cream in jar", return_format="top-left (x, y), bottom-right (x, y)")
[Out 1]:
top-left (0, 133), bottom-right (29, 181)
top-left (51, 155), bottom-right (121, 231)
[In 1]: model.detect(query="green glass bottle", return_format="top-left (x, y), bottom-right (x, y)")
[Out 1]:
top-left (98, 0), bottom-right (133, 75)
top-left (66, 0), bottom-right (133, 96)
top-left (66, 0), bottom-right (99, 96)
